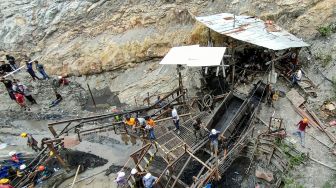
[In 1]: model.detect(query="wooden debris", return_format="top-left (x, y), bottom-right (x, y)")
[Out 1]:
top-left (255, 167), bottom-right (274, 182)
top-left (286, 89), bottom-right (305, 108)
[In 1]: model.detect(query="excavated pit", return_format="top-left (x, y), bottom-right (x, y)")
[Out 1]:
top-left (84, 87), bottom-right (124, 112)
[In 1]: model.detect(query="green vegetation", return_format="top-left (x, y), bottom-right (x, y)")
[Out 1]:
top-left (317, 24), bottom-right (335, 37)
top-left (275, 139), bottom-right (307, 169)
top-left (275, 140), bottom-right (306, 188)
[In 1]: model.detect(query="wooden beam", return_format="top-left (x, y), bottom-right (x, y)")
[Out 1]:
top-left (171, 155), bottom-right (192, 187)
top-left (186, 150), bottom-right (211, 170)
top-left (47, 143), bottom-right (69, 171)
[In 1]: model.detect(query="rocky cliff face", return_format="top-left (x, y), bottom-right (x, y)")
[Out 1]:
top-left (0, 0), bottom-right (335, 76)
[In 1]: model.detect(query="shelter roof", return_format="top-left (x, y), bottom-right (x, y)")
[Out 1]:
top-left (196, 13), bottom-right (309, 50)
top-left (159, 46), bottom-right (226, 66)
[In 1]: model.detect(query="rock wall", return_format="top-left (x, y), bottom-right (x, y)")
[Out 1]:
top-left (0, 0), bottom-right (335, 76)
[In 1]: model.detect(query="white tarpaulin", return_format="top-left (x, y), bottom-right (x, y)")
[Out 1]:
top-left (196, 13), bottom-right (309, 51)
top-left (159, 46), bottom-right (226, 67)
top-left (159, 45), bottom-right (199, 65)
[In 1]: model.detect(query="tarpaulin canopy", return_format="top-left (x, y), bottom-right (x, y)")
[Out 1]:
top-left (196, 13), bottom-right (310, 51)
top-left (159, 46), bottom-right (227, 67)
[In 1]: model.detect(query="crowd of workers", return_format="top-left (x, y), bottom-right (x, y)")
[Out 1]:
top-left (0, 54), bottom-right (69, 111)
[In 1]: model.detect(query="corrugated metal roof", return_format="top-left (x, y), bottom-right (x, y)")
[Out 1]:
top-left (196, 13), bottom-right (309, 51)
top-left (159, 46), bottom-right (226, 66)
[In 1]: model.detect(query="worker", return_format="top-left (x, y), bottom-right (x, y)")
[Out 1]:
top-left (0, 77), bottom-right (15, 100)
top-left (26, 60), bottom-right (40, 81)
top-left (114, 171), bottom-right (127, 187)
top-left (192, 118), bottom-right (204, 140)
top-left (5, 55), bottom-right (17, 71)
top-left (209, 129), bottom-right (224, 157)
top-left (125, 115), bottom-right (137, 131)
top-left (266, 84), bottom-right (275, 107)
top-left (291, 68), bottom-right (302, 86)
top-left (171, 106), bottom-right (180, 134)
top-left (49, 91), bottom-right (63, 108)
top-left (35, 165), bottom-right (52, 184)
top-left (145, 116), bottom-right (156, 140)
top-left (9, 151), bottom-right (19, 163)
top-left (21, 133), bottom-right (40, 152)
top-left (12, 81), bottom-right (37, 105)
top-left (14, 91), bottom-right (28, 110)
top-left (135, 117), bottom-right (146, 135)
top-left (16, 164), bottom-right (26, 178)
top-left (34, 61), bottom-right (49, 80)
top-left (0, 178), bottom-right (14, 188)
top-left (0, 61), bottom-right (13, 74)
top-left (142, 173), bottom-right (157, 188)
top-left (58, 76), bottom-right (69, 87)
top-left (131, 168), bottom-right (145, 188)
top-left (293, 118), bottom-right (310, 147)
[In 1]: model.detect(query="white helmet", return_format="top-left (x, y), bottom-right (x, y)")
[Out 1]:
top-left (211, 129), bottom-right (217, 135)
top-left (131, 168), bottom-right (138, 175)
top-left (8, 151), bottom-right (16, 156)
top-left (58, 76), bottom-right (62, 79)
top-left (144, 173), bottom-right (152, 179)
top-left (117, 171), bottom-right (125, 178)
top-left (19, 164), bottom-right (26, 170)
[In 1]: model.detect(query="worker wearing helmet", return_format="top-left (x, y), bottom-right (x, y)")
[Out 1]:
top-left (293, 118), bottom-right (310, 147)
top-left (209, 129), bottom-right (225, 157)
top-left (0, 178), bottom-right (14, 188)
top-left (21, 132), bottom-right (40, 152)
top-left (145, 116), bottom-right (156, 140)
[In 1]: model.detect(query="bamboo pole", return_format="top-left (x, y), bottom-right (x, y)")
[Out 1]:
top-left (70, 165), bottom-right (81, 188)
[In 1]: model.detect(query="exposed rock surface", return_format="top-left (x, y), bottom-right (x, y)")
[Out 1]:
top-left (0, 0), bottom-right (335, 76)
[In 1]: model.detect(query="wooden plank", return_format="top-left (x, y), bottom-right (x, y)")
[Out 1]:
top-left (286, 89), bottom-right (305, 108)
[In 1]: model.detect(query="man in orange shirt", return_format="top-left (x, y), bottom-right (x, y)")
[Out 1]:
top-left (125, 115), bottom-right (136, 132)
top-left (145, 116), bottom-right (156, 140)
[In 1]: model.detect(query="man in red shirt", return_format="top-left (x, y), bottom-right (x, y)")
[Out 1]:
top-left (293, 118), bottom-right (310, 147)
top-left (14, 92), bottom-right (29, 111)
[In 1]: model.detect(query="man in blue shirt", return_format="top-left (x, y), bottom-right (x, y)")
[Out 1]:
top-left (26, 60), bottom-right (40, 81)
top-left (34, 61), bottom-right (49, 80)
top-left (142, 173), bottom-right (157, 188)
top-left (209, 129), bottom-right (224, 157)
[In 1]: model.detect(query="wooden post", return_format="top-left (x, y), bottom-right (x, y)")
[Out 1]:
top-left (48, 125), bottom-right (58, 137)
top-left (46, 143), bottom-right (69, 171)
top-left (87, 83), bottom-right (97, 110)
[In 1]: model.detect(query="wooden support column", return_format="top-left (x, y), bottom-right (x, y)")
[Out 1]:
top-left (46, 143), bottom-right (69, 171)
top-left (48, 125), bottom-right (58, 137)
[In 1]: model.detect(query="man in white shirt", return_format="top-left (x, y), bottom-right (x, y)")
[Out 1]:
top-left (291, 69), bottom-right (302, 85)
top-left (171, 106), bottom-right (180, 134)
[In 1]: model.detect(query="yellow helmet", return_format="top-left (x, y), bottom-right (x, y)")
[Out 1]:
top-left (0, 178), bottom-right (9, 184)
top-left (20, 133), bottom-right (27, 138)
top-left (50, 151), bottom-right (54, 156)
top-left (303, 118), bottom-right (308, 123)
